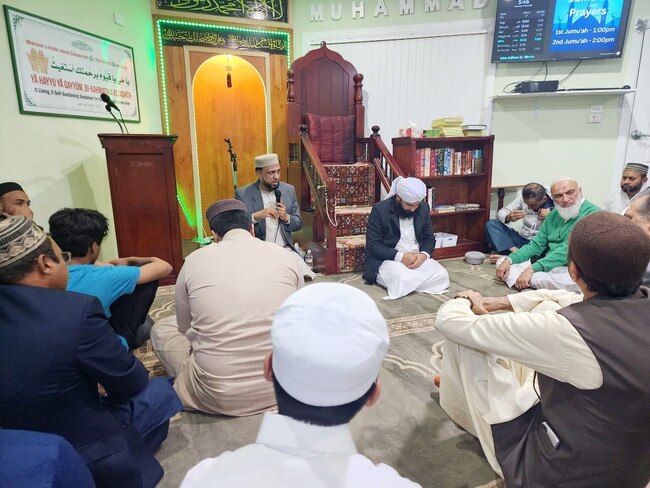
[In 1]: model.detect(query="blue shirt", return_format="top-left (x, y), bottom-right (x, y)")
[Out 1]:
top-left (67, 265), bottom-right (140, 318)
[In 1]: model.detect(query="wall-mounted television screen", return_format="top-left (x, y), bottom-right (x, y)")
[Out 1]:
top-left (492, 0), bottom-right (632, 63)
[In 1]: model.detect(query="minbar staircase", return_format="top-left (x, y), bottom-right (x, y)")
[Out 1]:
top-left (294, 126), bottom-right (403, 275)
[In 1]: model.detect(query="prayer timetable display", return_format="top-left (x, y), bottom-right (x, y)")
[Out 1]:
top-left (492, 0), bottom-right (631, 63)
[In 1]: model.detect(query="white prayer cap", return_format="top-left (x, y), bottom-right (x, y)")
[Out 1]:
top-left (386, 176), bottom-right (426, 204)
top-left (550, 177), bottom-right (579, 190)
top-left (255, 153), bottom-right (280, 169)
top-left (271, 283), bottom-right (389, 407)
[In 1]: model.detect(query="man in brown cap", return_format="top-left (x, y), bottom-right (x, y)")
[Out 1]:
top-left (603, 162), bottom-right (649, 214)
top-left (0, 216), bottom-right (182, 488)
top-left (435, 212), bottom-right (650, 487)
top-left (0, 182), bottom-right (33, 221)
top-left (150, 199), bottom-right (303, 416)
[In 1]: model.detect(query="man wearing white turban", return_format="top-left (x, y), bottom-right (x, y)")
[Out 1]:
top-left (363, 177), bottom-right (450, 299)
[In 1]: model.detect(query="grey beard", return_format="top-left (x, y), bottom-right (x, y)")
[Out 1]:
top-left (556, 202), bottom-right (581, 220)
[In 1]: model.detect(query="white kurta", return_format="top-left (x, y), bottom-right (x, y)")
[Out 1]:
top-left (376, 217), bottom-right (449, 300)
top-left (435, 290), bottom-right (602, 475)
top-left (602, 186), bottom-right (649, 214)
top-left (180, 413), bottom-right (421, 488)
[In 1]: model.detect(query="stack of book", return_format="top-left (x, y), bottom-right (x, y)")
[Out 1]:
top-left (429, 117), bottom-right (464, 137)
top-left (433, 204), bottom-right (456, 213)
top-left (433, 203), bottom-right (480, 213)
top-left (454, 203), bottom-right (480, 211)
top-left (462, 124), bottom-right (487, 137)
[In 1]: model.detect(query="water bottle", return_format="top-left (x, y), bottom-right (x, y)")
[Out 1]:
top-left (305, 250), bottom-right (313, 267)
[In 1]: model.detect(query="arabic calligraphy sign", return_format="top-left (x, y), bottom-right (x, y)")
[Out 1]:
top-left (156, 0), bottom-right (289, 24)
top-left (4, 6), bottom-right (140, 121)
top-left (159, 23), bottom-right (288, 54)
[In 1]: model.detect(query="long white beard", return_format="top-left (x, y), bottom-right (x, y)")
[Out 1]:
top-left (556, 201), bottom-right (581, 220)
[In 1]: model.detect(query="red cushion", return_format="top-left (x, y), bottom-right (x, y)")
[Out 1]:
top-left (306, 113), bottom-right (355, 164)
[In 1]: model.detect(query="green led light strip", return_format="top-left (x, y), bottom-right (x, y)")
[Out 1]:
top-left (156, 18), bottom-right (291, 240)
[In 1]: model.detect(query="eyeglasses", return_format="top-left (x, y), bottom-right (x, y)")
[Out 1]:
top-left (61, 251), bottom-right (71, 264)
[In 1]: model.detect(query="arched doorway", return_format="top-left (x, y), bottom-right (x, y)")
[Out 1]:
top-left (192, 54), bottom-right (269, 236)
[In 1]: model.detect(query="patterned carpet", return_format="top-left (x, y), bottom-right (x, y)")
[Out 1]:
top-left (137, 257), bottom-right (512, 389)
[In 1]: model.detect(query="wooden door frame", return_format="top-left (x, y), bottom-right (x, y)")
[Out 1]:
top-left (184, 45), bottom-right (273, 241)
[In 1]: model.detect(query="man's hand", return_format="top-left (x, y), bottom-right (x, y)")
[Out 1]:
top-left (514, 267), bottom-right (535, 290)
top-left (455, 290), bottom-right (489, 315)
top-left (275, 203), bottom-right (290, 223)
top-left (496, 259), bottom-right (511, 281)
top-left (109, 257), bottom-right (134, 267)
top-left (255, 207), bottom-right (279, 220)
top-left (400, 251), bottom-right (418, 267)
top-left (538, 208), bottom-right (550, 220)
top-left (489, 253), bottom-right (505, 264)
top-left (407, 252), bottom-right (428, 269)
top-left (506, 210), bottom-right (525, 223)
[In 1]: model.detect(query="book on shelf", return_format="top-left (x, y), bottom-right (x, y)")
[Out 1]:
top-left (413, 148), bottom-right (483, 176)
top-left (426, 187), bottom-right (436, 209)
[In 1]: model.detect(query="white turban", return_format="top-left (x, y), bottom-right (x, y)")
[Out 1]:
top-left (386, 176), bottom-right (426, 204)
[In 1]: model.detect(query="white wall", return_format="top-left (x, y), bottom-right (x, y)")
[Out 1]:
top-left (0, 0), bottom-right (161, 258)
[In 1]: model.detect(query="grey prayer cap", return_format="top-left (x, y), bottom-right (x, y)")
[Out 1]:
top-left (0, 215), bottom-right (47, 268)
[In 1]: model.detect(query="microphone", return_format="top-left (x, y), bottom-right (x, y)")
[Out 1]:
top-left (100, 93), bottom-right (129, 134)
top-left (100, 93), bottom-right (119, 111)
top-left (104, 104), bottom-right (124, 134)
top-left (274, 189), bottom-right (282, 204)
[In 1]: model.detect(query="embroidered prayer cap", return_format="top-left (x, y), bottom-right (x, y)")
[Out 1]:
top-left (271, 283), bottom-right (389, 407)
top-left (0, 182), bottom-right (24, 198)
top-left (254, 153), bottom-right (280, 169)
top-left (567, 211), bottom-right (650, 287)
top-left (205, 199), bottom-right (248, 227)
top-left (624, 162), bottom-right (648, 176)
top-left (0, 215), bottom-right (47, 268)
top-left (385, 176), bottom-right (426, 204)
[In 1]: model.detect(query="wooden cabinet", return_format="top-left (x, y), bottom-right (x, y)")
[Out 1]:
top-left (392, 136), bottom-right (494, 259)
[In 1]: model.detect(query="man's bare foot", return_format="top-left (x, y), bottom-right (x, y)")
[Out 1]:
top-left (489, 254), bottom-right (504, 264)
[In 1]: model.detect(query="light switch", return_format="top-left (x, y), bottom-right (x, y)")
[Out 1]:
top-left (114, 13), bottom-right (125, 26)
top-left (589, 105), bottom-right (604, 113)
top-left (588, 113), bottom-right (602, 123)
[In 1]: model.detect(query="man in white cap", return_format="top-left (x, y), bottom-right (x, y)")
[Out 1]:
top-left (180, 283), bottom-right (421, 488)
top-left (603, 162), bottom-right (649, 214)
top-left (151, 199), bottom-right (303, 417)
top-left (235, 153), bottom-right (313, 278)
top-left (363, 176), bottom-right (449, 299)
top-left (496, 178), bottom-right (599, 292)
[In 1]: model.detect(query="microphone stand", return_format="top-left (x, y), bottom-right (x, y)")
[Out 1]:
top-left (224, 139), bottom-right (238, 191)
top-left (105, 105), bottom-right (124, 134)
top-left (114, 106), bottom-right (129, 134)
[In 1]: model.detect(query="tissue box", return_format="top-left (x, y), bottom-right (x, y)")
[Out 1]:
top-left (435, 232), bottom-right (458, 248)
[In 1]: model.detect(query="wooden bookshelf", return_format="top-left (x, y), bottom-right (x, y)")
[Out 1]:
top-left (392, 135), bottom-right (494, 259)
